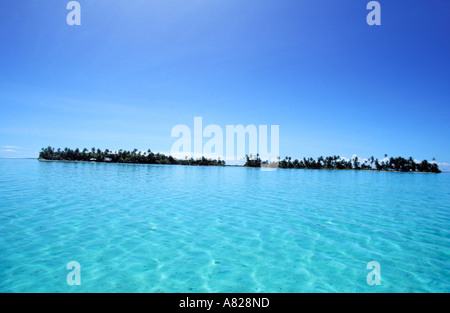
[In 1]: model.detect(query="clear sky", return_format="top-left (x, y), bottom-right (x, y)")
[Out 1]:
top-left (0, 1), bottom-right (449, 167)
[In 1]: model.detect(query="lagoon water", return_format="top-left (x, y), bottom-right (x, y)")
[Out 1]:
top-left (0, 159), bottom-right (449, 292)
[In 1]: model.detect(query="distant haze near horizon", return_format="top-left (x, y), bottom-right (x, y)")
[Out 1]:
top-left (1, 1), bottom-right (449, 166)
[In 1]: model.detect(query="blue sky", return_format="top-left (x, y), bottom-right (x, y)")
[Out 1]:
top-left (0, 0), bottom-right (449, 165)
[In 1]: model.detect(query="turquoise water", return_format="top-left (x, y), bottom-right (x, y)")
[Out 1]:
top-left (0, 159), bottom-right (449, 293)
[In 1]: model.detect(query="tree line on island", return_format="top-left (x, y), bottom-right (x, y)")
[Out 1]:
top-left (39, 147), bottom-right (441, 173)
top-left (245, 154), bottom-right (441, 173)
top-left (39, 147), bottom-right (225, 166)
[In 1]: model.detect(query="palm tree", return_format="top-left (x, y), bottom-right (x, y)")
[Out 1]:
top-left (353, 156), bottom-right (360, 170)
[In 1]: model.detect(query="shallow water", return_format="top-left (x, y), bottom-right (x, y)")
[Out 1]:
top-left (0, 159), bottom-right (449, 292)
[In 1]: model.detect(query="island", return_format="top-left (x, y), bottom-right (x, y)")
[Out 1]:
top-left (38, 147), bottom-right (225, 166)
top-left (245, 154), bottom-right (441, 173)
top-left (38, 147), bottom-right (441, 173)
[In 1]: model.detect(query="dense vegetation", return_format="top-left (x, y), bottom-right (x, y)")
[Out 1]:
top-left (39, 147), bottom-right (225, 166)
top-left (245, 154), bottom-right (441, 173)
top-left (38, 147), bottom-right (441, 173)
